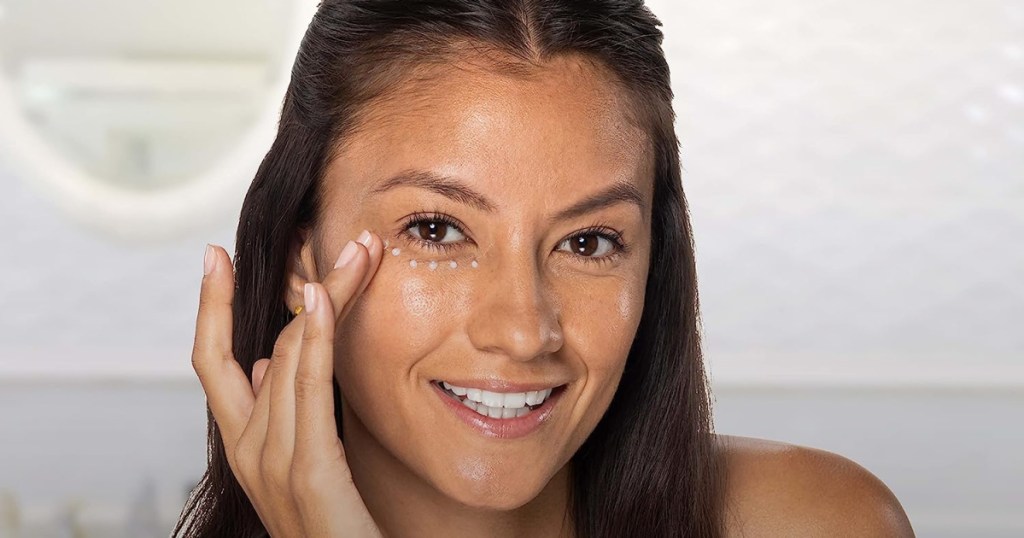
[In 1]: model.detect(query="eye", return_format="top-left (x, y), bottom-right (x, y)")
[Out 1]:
top-left (557, 229), bottom-right (618, 257)
top-left (401, 212), bottom-right (468, 253)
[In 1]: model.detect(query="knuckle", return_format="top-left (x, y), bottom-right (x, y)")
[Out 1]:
top-left (293, 375), bottom-right (321, 402)
top-left (264, 356), bottom-right (283, 379)
top-left (191, 349), bottom-right (231, 385)
top-left (196, 290), bottom-right (220, 312)
top-left (288, 466), bottom-right (322, 500)
top-left (290, 458), bottom-right (352, 504)
top-left (301, 321), bottom-right (322, 343)
top-left (266, 468), bottom-right (290, 494)
top-left (270, 336), bottom-right (292, 361)
top-left (260, 454), bottom-right (291, 493)
top-left (190, 353), bottom-right (205, 377)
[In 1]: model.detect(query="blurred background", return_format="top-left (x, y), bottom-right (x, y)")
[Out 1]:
top-left (0, 0), bottom-right (1020, 536)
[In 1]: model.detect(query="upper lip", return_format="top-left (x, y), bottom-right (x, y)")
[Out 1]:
top-left (434, 378), bottom-right (568, 393)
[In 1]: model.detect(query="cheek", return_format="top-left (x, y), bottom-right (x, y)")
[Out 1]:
top-left (557, 272), bottom-right (645, 440)
top-left (331, 251), bottom-right (472, 400)
top-left (562, 274), bottom-right (644, 372)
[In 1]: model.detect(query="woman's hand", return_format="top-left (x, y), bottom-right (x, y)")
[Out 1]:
top-left (191, 232), bottom-right (385, 538)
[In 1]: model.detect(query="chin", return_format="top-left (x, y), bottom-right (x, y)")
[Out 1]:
top-left (437, 461), bottom-right (552, 511)
top-left (447, 486), bottom-right (542, 512)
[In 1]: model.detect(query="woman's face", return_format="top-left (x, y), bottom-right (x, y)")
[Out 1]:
top-left (291, 53), bottom-right (653, 510)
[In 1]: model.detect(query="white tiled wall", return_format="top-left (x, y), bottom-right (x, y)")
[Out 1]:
top-left (659, 0), bottom-right (1024, 386)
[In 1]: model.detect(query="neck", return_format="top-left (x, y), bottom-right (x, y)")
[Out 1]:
top-left (341, 404), bottom-right (575, 538)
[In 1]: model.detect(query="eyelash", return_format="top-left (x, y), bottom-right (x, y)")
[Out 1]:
top-left (399, 210), bottom-right (468, 254)
top-left (400, 211), bottom-right (628, 266)
top-left (568, 225), bottom-right (628, 265)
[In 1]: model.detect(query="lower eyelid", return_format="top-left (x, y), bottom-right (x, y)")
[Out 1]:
top-left (401, 231), bottom-right (463, 254)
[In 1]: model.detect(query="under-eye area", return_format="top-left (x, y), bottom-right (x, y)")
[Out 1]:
top-left (385, 212), bottom-right (478, 265)
top-left (399, 253), bottom-right (479, 266)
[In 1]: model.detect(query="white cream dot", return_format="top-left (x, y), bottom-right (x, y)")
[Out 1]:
top-left (450, 260), bottom-right (457, 268)
top-left (471, 260), bottom-right (478, 268)
top-left (391, 247), bottom-right (400, 256)
top-left (429, 261), bottom-right (438, 270)
top-left (410, 260), bottom-right (417, 268)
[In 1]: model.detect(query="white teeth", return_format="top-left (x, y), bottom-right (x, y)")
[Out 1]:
top-left (440, 380), bottom-right (560, 418)
top-left (503, 392), bottom-right (527, 408)
top-left (460, 399), bottom-right (541, 420)
top-left (480, 390), bottom-right (504, 408)
top-left (454, 385), bottom-right (553, 408)
top-left (465, 400), bottom-right (533, 419)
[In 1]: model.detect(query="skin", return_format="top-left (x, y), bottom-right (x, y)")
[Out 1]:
top-left (719, 435), bottom-right (916, 537)
top-left (193, 51), bottom-right (915, 538)
top-left (285, 53), bottom-right (652, 538)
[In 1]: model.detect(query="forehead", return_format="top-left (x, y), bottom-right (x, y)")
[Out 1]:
top-left (325, 53), bottom-right (654, 213)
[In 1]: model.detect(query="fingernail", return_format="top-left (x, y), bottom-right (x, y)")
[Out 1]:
top-left (203, 244), bottom-right (216, 275)
top-left (304, 282), bottom-right (318, 312)
top-left (357, 229), bottom-right (372, 248)
top-left (335, 240), bottom-right (359, 268)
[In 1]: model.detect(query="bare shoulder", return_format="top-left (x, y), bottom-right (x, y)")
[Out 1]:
top-left (715, 434), bottom-right (915, 537)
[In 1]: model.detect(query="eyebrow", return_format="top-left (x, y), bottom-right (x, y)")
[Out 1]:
top-left (369, 169), bottom-right (497, 213)
top-left (368, 169), bottom-right (646, 222)
top-left (559, 180), bottom-right (646, 223)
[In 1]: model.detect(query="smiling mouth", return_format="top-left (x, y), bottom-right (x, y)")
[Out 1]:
top-left (431, 380), bottom-right (566, 419)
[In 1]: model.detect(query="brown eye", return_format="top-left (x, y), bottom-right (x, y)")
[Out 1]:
top-left (407, 218), bottom-right (466, 246)
top-left (570, 235), bottom-right (597, 256)
top-left (558, 233), bottom-right (615, 258)
top-left (419, 221), bottom-right (446, 241)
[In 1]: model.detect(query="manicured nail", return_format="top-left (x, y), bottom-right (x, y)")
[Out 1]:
top-left (304, 282), bottom-right (318, 312)
top-left (203, 244), bottom-right (216, 275)
top-left (335, 240), bottom-right (359, 268)
top-left (357, 229), bottom-right (372, 248)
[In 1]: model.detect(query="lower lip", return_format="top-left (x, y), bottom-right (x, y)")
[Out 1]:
top-left (430, 381), bottom-right (566, 439)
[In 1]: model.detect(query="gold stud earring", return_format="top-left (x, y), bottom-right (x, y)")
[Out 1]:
top-left (293, 305), bottom-right (304, 315)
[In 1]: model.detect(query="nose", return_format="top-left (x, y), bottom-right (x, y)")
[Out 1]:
top-left (466, 254), bottom-right (564, 362)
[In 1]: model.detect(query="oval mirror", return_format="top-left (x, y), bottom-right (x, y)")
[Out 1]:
top-left (0, 0), bottom-right (317, 240)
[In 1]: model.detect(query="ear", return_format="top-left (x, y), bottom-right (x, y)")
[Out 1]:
top-left (283, 227), bottom-right (320, 313)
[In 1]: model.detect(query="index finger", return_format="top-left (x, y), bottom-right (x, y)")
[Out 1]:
top-left (192, 244), bottom-right (256, 450)
top-left (292, 234), bottom-right (379, 457)
top-left (324, 230), bottom-right (383, 320)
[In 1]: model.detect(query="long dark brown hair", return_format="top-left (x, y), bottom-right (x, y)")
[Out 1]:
top-left (174, 1), bottom-right (722, 536)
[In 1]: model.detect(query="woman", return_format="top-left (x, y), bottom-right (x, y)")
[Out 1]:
top-left (178, 1), bottom-right (914, 536)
